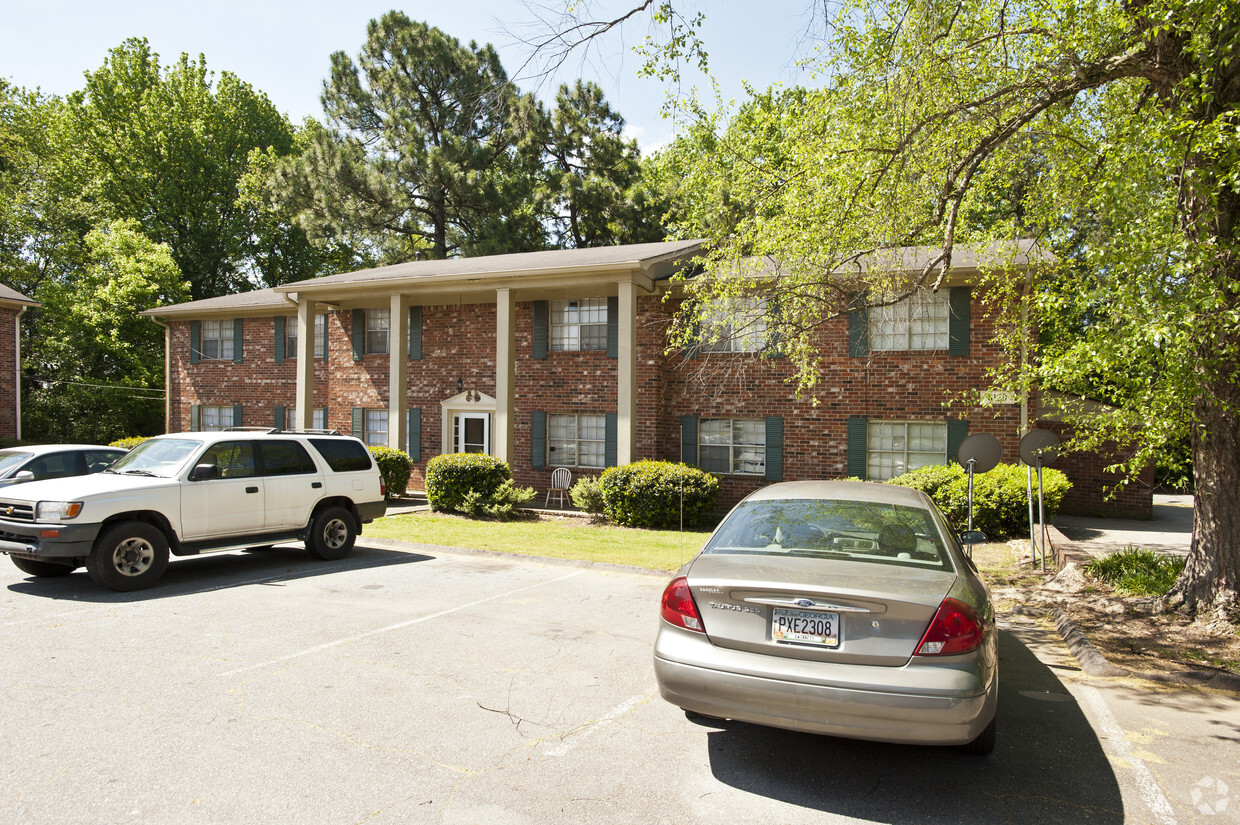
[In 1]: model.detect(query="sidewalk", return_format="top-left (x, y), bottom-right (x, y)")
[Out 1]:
top-left (1050, 493), bottom-right (1192, 559)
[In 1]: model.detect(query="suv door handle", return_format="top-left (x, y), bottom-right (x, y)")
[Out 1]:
top-left (245, 486), bottom-right (259, 494)
top-left (311, 482), bottom-right (323, 489)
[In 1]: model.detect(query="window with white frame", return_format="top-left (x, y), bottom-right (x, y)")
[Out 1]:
top-left (869, 289), bottom-right (951, 351)
top-left (288, 407), bottom-right (327, 430)
top-left (866, 420), bottom-right (947, 481)
top-left (286, 314), bottom-right (326, 358)
top-left (548, 413), bottom-right (606, 468)
top-left (698, 418), bottom-right (766, 475)
top-left (366, 309), bottom-right (390, 354)
top-left (200, 320), bottom-right (234, 360)
top-left (200, 406), bottom-right (235, 432)
top-left (363, 409), bottom-right (388, 447)
top-left (702, 296), bottom-right (768, 353)
top-left (550, 299), bottom-right (607, 351)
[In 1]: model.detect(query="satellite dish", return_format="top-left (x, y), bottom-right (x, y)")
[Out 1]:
top-left (957, 433), bottom-right (1002, 474)
top-left (1019, 429), bottom-right (1061, 467)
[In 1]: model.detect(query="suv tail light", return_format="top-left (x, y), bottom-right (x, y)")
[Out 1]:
top-left (915, 598), bottom-right (984, 656)
top-left (661, 576), bottom-right (705, 633)
top-left (379, 477), bottom-right (386, 497)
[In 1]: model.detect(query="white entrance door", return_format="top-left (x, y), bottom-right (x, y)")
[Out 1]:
top-left (455, 413), bottom-right (490, 454)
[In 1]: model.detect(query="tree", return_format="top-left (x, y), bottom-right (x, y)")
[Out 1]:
top-left (540, 1), bottom-right (1240, 621)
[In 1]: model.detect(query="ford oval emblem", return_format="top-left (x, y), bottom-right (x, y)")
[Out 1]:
top-left (795, 598), bottom-right (814, 608)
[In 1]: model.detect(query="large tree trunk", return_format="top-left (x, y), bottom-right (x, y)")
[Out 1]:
top-left (1173, 377), bottom-right (1240, 623)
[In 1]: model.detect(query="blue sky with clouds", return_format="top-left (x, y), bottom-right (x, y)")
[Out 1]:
top-left (4, 1), bottom-right (822, 152)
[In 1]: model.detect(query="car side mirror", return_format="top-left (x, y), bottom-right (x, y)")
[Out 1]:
top-left (12, 470), bottom-right (34, 483)
top-left (960, 530), bottom-right (987, 545)
top-left (190, 463), bottom-right (219, 481)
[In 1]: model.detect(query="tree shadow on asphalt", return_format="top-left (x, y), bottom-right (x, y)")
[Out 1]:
top-left (4, 543), bottom-right (435, 603)
top-left (698, 630), bottom-right (1125, 824)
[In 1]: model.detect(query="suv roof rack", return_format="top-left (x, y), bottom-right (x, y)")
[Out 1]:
top-left (273, 428), bottom-right (344, 436)
top-left (224, 426), bottom-right (280, 433)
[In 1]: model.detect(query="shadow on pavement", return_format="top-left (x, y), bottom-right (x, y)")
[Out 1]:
top-left (5, 543), bottom-right (434, 603)
top-left (701, 629), bottom-right (1124, 824)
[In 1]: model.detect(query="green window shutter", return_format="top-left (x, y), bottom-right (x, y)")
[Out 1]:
top-left (848, 294), bottom-right (869, 358)
top-left (947, 419), bottom-right (969, 466)
top-left (847, 416), bottom-right (868, 479)
top-left (408, 408), bottom-right (422, 462)
top-left (352, 407), bottom-right (365, 440)
top-left (764, 416), bottom-right (784, 482)
top-left (320, 315), bottom-right (329, 360)
top-left (681, 416), bottom-right (698, 466)
top-left (531, 411), bottom-right (546, 470)
top-left (606, 296), bottom-right (619, 359)
top-left (408, 306), bottom-right (423, 360)
top-left (190, 321), bottom-right (200, 365)
top-left (190, 404), bottom-right (200, 432)
top-left (232, 404), bottom-right (243, 427)
top-left (605, 412), bottom-right (618, 467)
top-left (352, 310), bottom-right (364, 361)
top-left (274, 404), bottom-right (285, 429)
top-left (949, 287), bottom-right (971, 357)
top-left (532, 300), bottom-right (548, 360)
top-left (274, 316), bottom-right (285, 363)
top-left (233, 319), bottom-right (244, 364)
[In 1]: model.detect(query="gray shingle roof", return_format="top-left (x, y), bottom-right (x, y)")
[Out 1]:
top-left (0, 284), bottom-right (38, 307)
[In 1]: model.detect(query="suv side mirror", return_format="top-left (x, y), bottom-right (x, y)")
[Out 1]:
top-left (960, 530), bottom-right (987, 545)
top-left (13, 470), bottom-right (34, 483)
top-left (190, 463), bottom-right (220, 481)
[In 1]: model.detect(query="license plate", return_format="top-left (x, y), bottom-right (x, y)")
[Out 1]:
top-left (772, 608), bottom-right (841, 648)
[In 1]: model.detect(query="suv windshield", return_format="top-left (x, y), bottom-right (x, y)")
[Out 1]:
top-left (704, 498), bottom-right (954, 571)
top-left (107, 438), bottom-right (202, 477)
top-left (0, 450), bottom-right (33, 476)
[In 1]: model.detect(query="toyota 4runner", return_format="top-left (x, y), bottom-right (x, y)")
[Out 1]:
top-left (0, 428), bottom-right (388, 591)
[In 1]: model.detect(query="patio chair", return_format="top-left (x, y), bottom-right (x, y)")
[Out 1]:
top-left (546, 467), bottom-right (572, 508)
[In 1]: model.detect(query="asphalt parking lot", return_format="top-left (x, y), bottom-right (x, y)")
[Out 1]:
top-left (0, 539), bottom-right (1229, 824)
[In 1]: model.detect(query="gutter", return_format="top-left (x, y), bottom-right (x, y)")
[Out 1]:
top-left (15, 305), bottom-right (26, 441)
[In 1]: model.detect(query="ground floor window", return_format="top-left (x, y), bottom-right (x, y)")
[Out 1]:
top-left (289, 407), bottom-right (327, 430)
top-left (363, 409), bottom-right (388, 447)
top-left (698, 418), bottom-right (766, 475)
top-left (548, 413), bottom-right (606, 468)
top-left (201, 406), bottom-right (235, 432)
top-left (866, 420), bottom-right (947, 480)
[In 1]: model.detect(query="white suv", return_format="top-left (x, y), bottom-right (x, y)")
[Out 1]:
top-left (0, 429), bottom-right (387, 591)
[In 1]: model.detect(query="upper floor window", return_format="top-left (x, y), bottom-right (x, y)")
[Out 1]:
top-left (551, 299), bottom-right (607, 351)
top-left (286, 314), bottom-right (326, 359)
top-left (866, 420), bottom-right (946, 481)
top-left (702, 297), bottom-right (769, 353)
top-left (698, 418), bottom-right (766, 475)
top-left (366, 309), bottom-right (390, 354)
top-left (201, 320), bottom-right (234, 361)
top-left (548, 413), bottom-right (606, 468)
top-left (869, 289), bottom-right (950, 351)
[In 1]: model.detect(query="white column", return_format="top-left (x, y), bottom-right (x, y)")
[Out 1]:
top-left (495, 288), bottom-right (516, 462)
top-left (617, 280), bottom-right (638, 465)
top-left (389, 293), bottom-right (409, 451)
top-left (294, 298), bottom-right (317, 429)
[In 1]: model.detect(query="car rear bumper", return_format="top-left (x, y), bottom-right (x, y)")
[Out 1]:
top-left (654, 623), bottom-right (996, 746)
top-left (357, 500), bottom-right (387, 524)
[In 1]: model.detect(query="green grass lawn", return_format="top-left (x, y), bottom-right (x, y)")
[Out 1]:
top-left (365, 511), bottom-right (711, 572)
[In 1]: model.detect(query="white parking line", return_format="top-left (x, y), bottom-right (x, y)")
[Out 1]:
top-left (544, 691), bottom-right (652, 757)
top-left (218, 570), bottom-right (585, 677)
top-left (1077, 684), bottom-right (1178, 825)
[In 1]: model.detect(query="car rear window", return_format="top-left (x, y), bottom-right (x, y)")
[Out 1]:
top-left (259, 440), bottom-right (317, 476)
top-left (308, 438), bottom-right (373, 472)
top-left (703, 498), bottom-right (953, 570)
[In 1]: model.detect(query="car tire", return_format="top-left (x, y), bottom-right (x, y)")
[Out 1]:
top-left (10, 556), bottom-right (77, 578)
top-left (959, 714), bottom-right (997, 755)
top-left (306, 506), bottom-right (356, 561)
top-left (87, 522), bottom-right (170, 592)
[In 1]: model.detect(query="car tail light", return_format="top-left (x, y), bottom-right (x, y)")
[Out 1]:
top-left (915, 598), bottom-right (984, 656)
top-left (661, 576), bottom-right (705, 633)
top-left (379, 477), bottom-right (386, 497)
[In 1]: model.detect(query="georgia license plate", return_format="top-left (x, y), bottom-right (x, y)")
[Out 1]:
top-left (772, 608), bottom-right (841, 648)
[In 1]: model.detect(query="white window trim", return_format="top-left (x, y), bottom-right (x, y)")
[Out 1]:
top-left (548, 413), bottom-right (607, 469)
top-left (201, 320), bottom-right (233, 361)
top-left (286, 314), bottom-right (326, 359)
top-left (869, 290), bottom-right (950, 352)
top-left (701, 297), bottom-right (768, 353)
top-left (366, 309), bottom-right (390, 355)
top-left (550, 298), bottom-right (607, 352)
top-left (698, 417), bottom-right (766, 476)
top-left (200, 405), bottom-right (235, 432)
top-left (865, 419), bottom-right (948, 481)
top-left (363, 408), bottom-right (388, 447)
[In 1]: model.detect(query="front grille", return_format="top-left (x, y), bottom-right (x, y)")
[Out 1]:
top-left (0, 501), bottom-right (35, 523)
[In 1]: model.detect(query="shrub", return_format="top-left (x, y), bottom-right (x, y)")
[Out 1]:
top-left (109, 436), bottom-right (149, 450)
top-left (1085, 546), bottom-right (1186, 596)
top-left (887, 462), bottom-right (1071, 540)
top-left (599, 461), bottom-right (719, 529)
top-left (369, 446), bottom-right (414, 499)
top-left (570, 475), bottom-right (606, 517)
top-left (425, 453), bottom-right (533, 519)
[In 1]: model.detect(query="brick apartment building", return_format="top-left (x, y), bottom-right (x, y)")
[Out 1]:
top-left (0, 284), bottom-right (38, 442)
top-left (141, 239), bottom-right (1151, 517)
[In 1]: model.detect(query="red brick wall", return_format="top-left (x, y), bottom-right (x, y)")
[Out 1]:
top-left (0, 308), bottom-right (18, 441)
top-left (1039, 421), bottom-right (1154, 519)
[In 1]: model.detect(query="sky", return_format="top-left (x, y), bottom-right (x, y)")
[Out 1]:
top-left (3, 1), bottom-right (824, 152)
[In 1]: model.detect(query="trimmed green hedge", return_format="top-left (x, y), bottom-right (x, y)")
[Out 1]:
top-left (369, 446), bottom-right (413, 499)
top-left (599, 461), bottom-right (719, 529)
top-left (425, 453), bottom-right (534, 519)
top-left (886, 462), bottom-right (1071, 539)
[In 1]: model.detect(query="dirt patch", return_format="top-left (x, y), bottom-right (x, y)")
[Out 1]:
top-left (974, 542), bottom-right (1240, 678)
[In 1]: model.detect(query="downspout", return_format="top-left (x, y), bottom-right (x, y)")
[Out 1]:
top-left (1021, 267), bottom-right (1034, 434)
top-left (148, 317), bottom-right (170, 434)
top-left (15, 305), bottom-right (26, 442)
